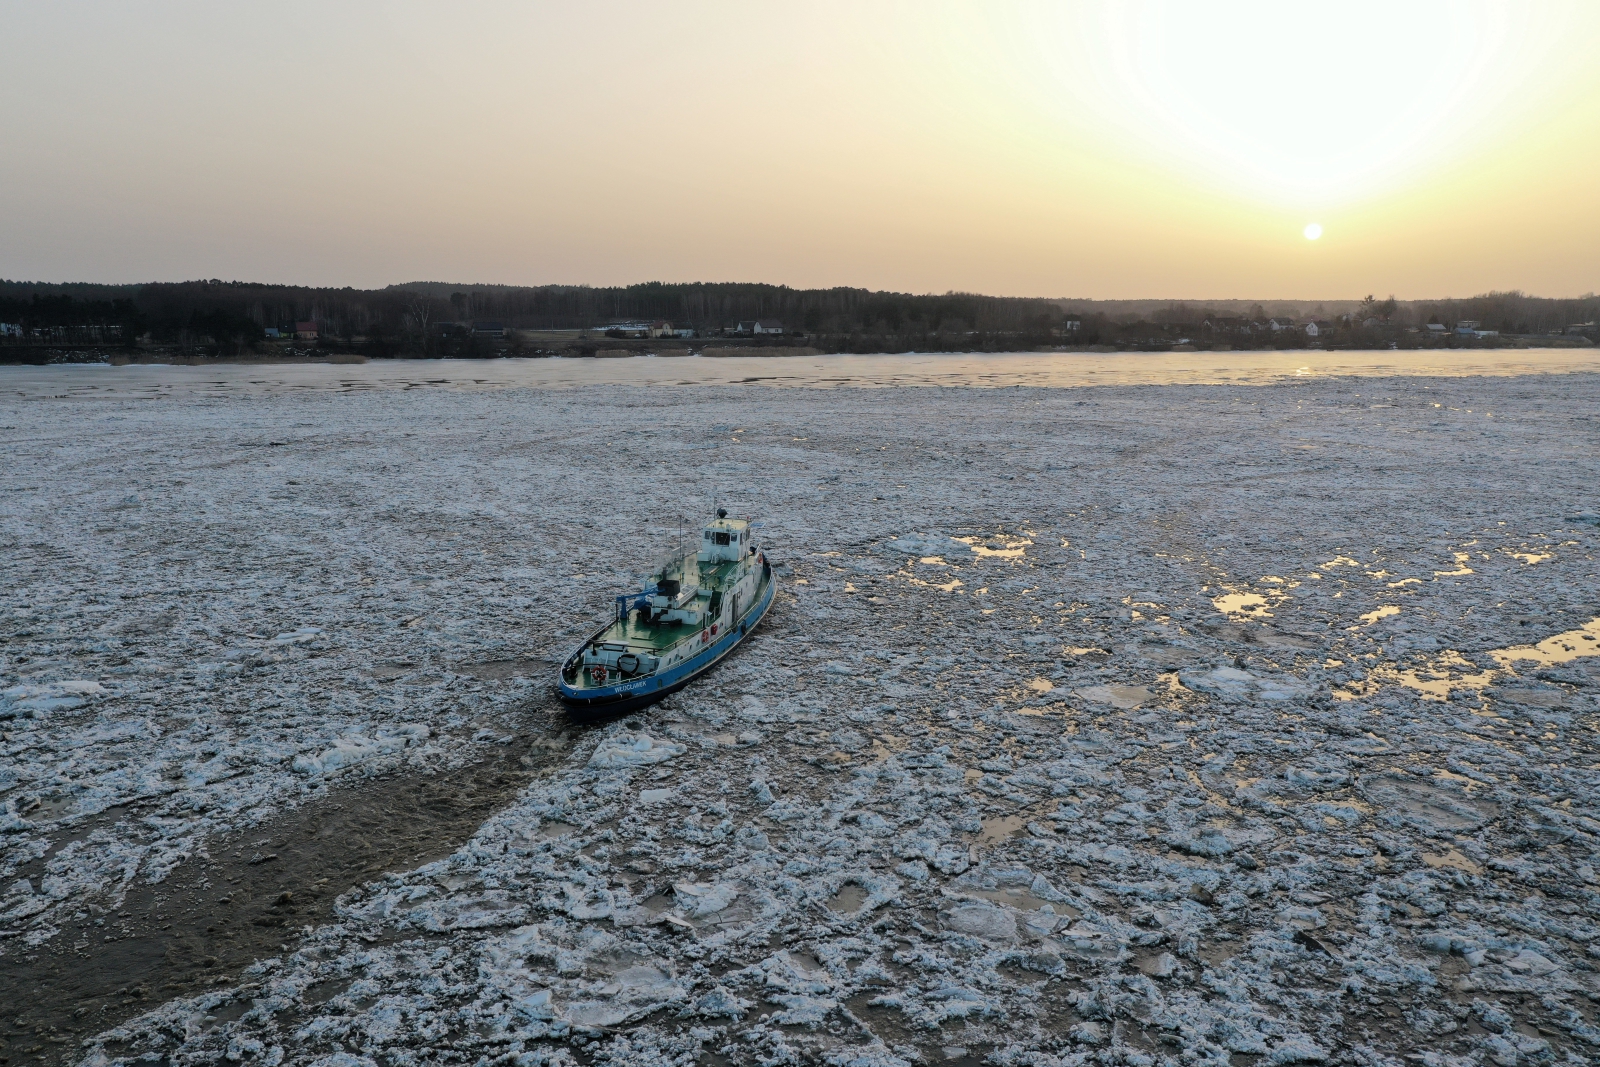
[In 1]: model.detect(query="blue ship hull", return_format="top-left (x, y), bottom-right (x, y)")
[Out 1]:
top-left (556, 559), bottom-right (775, 717)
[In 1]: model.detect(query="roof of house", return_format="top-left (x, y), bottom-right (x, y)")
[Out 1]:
top-left (294, 321), bottom-right (318, 331)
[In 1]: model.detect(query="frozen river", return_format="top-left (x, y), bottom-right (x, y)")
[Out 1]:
top-left (5, 346), bottom-right (1600, 398)
top-left (2, 359), bottom-right (1599, 1066)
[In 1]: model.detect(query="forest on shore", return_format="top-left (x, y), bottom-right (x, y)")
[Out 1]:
top-left (2, 278), bottom-right (1596, 359)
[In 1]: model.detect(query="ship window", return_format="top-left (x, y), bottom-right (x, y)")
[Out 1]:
top-left (714, 532), bottom-right (730, 546)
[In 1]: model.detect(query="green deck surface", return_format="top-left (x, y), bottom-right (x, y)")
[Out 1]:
top-left (577, 553), bottom-right (760, 681)
top-left (603, 614), bottom-right (697, 651)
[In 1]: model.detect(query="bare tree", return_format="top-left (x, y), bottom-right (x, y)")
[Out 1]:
top-left (404, 292), bottom-right (433, 355)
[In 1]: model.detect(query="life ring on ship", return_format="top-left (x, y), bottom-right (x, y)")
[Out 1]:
top-left (700, 629), bottom-right (709, 643)
top-left (591, 665), bottom-right (607, 684)
top-left (617, 653), bottom-right (640, 676)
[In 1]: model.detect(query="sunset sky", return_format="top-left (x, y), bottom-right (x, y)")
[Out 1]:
top-left (2, 1), bottom-right (1596, 298)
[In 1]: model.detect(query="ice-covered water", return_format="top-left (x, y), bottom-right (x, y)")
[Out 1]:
top-left (3, 364), bottom-right (1599, 1065)
top-left (5, 346), bottom-right (1600, 399)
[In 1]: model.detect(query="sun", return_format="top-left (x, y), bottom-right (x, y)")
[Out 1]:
top-left (1303, 222), bottom-right (1323, 240)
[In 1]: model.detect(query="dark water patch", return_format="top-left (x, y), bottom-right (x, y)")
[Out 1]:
top-left (457, 657), bottom-right (553, 681)
top-left (0, 724), bottom-right (573, 1066)
top-left (827, 883), bottom-right (869, 914)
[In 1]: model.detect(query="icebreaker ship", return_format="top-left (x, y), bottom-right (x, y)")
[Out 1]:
top-left (557, 510), bottom-right (774, 714)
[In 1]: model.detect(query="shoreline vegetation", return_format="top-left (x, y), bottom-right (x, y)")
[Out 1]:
top-left (2, 278), bottom-right (1596, 364)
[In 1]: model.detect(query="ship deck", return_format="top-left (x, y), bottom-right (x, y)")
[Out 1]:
top-left (593, 555), bottom-right (746, 651)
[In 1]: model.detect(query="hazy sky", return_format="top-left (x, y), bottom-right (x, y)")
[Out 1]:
top-left (3, 1), bottom-right (1597, 298)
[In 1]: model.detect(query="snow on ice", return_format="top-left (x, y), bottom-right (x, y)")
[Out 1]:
top-left (2, 363), bottom-right (1599, 1065)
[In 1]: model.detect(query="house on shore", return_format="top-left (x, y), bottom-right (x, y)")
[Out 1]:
top-left (472, 321), bottom-right (507, 338)
top-left (729, 320), bottom-right (786, 336)
top-left (294, 321), bottom-right (319, 341)
top-left (1304, 320), bottom-right (1334, 338)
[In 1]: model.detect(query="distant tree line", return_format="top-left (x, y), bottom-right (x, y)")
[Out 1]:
top-left (0, 291), bottom-right (144, 344)
top-left (1107, 291), bottom-right (1598, 335)
top-left (2, 279), bottom-right (1594, 355)
top-left (0, 279), bottom-right (1079, 354)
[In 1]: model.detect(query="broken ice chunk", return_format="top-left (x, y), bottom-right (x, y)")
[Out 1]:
top-left (691, 988), bottom-right (749, 1019)
top-left (561, 964), bottom-right (685, 1028)
top-left (0, 802), bottom-right (32, 833)
top-left (1501, 949), bottom-right (1559, 976)
top-left (767, 993), bottom-right (838, 1026)
top-left (1136, 951), bottom-right (1179, 977)
top-left (896, 860), bottom-right (930, 881)
top-left (881, 534), bottom-right (954, 556)
top-left (1179, 665), bottom-right (1307, 703)
top-left (943, 901), bottom-right (1017, 941)
top-left (267, 626), bottom-right (323, 646)
top-left (1, 680), bottom-right (105, 718)
top-left (1076, 684), bottom-right (1152, 710)
top-left (290, 724), bottom-right (430, 775)
top-left (1284, 765), bottom-right (1351, 792)
top-left (587, 733), bottom-right (686, 768)
top-left (1023, 907), bottom-right (1061, 938)
top-left (673, 882), bottom-right (739, 918)
top-left (1160, 825), bottom-right (1235, 857)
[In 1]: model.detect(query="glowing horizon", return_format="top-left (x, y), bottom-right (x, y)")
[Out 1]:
top-left (1, 1), bottom-right (1596, 299)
